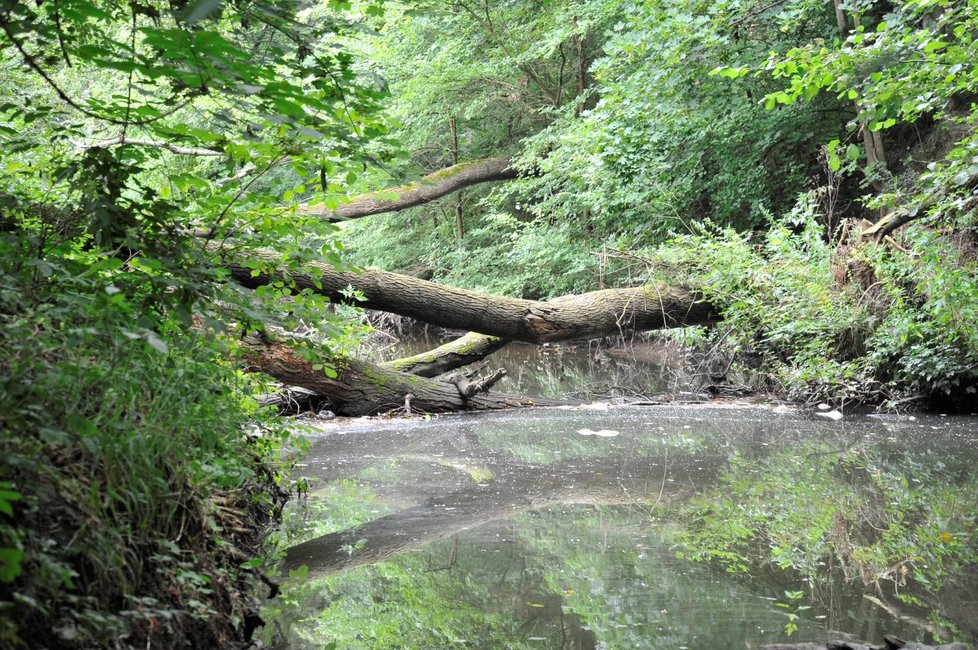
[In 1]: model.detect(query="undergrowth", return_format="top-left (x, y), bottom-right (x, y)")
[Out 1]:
top-left (649, 194), bottom-right (978, 408)
top-left (0, 230), bottom-right (298, 648)
top-left (340, 211), bottom-right (603, 299)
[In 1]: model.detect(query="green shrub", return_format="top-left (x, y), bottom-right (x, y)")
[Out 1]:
top-left (650, 192), bottom-right (978, 405)
top-left (342, 211), bottom-right (601, 299)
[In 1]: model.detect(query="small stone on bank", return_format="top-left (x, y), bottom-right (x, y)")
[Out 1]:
top-left (815, 409), bottom-right (843, 421)
top-left (577, 428), bottom-right (620, 437)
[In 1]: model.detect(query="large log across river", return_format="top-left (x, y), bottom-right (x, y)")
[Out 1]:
top-left (224, 247), bottom-right (719, 415)
top-left (223, 247), bottom-right (717, 344)
top-left (240, 336), bottom-right (568, 416)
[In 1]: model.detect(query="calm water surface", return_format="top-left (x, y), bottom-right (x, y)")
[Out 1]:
top-left (264, 405), bottom-right (978, 649)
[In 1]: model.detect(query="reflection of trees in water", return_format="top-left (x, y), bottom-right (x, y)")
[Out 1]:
top-left (275, 411), bottom-right (978, 646)
top-left (674, 433), bottom-right (978, 642)
top-left (283, 451), bottom-right (722, 579)
top-left (271, 500), bottom-right (849, 649)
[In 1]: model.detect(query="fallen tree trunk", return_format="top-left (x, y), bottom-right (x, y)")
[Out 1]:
top-left (763, 639), bottom-right (967, 650)
top-left (298, 157), bottom-right (518, 221)
top-left (223, 247), bottom-right (719, 343)
top-left (380, 332), bottom-right (508, 377)
top-left (861, 166), bottom-right (978, 241)
top-left (240, 336), bottom-right (566, 416)
top-left (221, 245), bottom-right (718, 413)
top-left (261, 333), bottom-right (505, 413)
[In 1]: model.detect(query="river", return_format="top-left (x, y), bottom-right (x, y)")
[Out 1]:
top-left (261, 343), bottom-right (978, 649)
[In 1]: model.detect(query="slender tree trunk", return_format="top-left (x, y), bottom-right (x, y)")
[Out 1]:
top-left (573, 16), bottom-right (587, 116)
top-left (449, 117), bottom-right (464, 241)
top-left (298, 157), bottom-right (517, 221)
top-left (833, 0), bottom-right (849, 38)
top-left (864, 129), bottom-right (887, 169)
top-left (834, 0), bottom-right (887, 174)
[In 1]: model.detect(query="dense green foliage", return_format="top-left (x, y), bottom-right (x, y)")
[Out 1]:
top-left (342, 0), bottom-right (846, 274)
top-left (649, 201), bottom-right (978, 403)
top-left (341, 0), bottom-right (978, 406)
top-left (0, 234), bottom-right (292, 646)
top-left (0, 0), bottom-right (385, 646)
top-left (3, 0), bottom-right (978, 645)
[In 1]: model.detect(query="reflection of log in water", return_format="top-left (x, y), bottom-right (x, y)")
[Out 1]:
top-left (283, 453), bottom-right (721, 579)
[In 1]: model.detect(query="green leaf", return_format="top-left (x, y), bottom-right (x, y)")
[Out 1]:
top-left (178, 0), bottom-right (226, 25)
top-left (144, 332), bottom-right (170, 354)
top-left (0, 548), bottom-right (24, 582)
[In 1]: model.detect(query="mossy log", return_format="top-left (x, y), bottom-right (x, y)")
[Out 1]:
top-left (380, 332), bottom-right (508, 377)
top-left (240, 336), bottom-right (565, 416)
top-left (256, 334), bottom-right (509, 414)
top-left (221, 244), bottom-right (718, 412)
top-left (298, 157), bottom-right (518, 221)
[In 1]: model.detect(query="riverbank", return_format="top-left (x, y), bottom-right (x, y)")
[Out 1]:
top-left (0, 273), bottom-right (298, 649)
top-left (363, 307), bottom-right (978, 416)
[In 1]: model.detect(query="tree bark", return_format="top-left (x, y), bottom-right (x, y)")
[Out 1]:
top-left (75, 135), bottom-right (224, 157)
top-left (240, 336), bottom-right (565, 416)
top-left (222, 247), bottom-right (719, 344)
top-left (449, 117), bottom-right (465, 240)
top-left (222, 246), bottom-right (717, 411)
top-left (834, 0), bottom-right (887, 175)
top-left (297, 157), bottom-right (518, 221)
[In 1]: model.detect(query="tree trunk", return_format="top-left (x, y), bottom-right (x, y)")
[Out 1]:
top-left (834, 0), bottom-right (887, 175)
top-left (222, 247), bottom-right (719, 344)
top-left (449, 117), bottom-right (465, 241)
top-left (380, 332), bottom-right (508, 377)
top-left (240, 336), bottom-right (565, 416)
top-left (298, 157), bottom-right (517, 221)
top-left (221, 246), bottom-right (718, 413)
